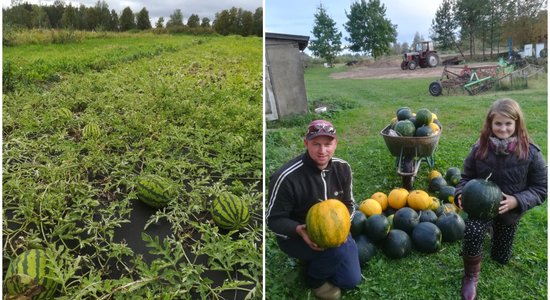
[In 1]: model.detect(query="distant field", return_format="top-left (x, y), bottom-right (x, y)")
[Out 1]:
top-left (265, 65), bottom-right (547, 299)
top-left (3, 33), bottom-right (263, 299)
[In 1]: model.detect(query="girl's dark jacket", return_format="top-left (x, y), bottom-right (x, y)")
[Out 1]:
top-left (266, 151), bottom-right (356, 240)
top-left (455, 142), bottom-right (547, 224)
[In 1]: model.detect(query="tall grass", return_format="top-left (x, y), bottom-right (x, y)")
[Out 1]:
top-left (265, 66), bottom-right (547, 299)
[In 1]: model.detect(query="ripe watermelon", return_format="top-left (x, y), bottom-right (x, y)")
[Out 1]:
top-left (382, 229), bottom-right (412, 259)
top-left (211, 192), bottom-right (250, 231)
top-left (415, 125), bottom-right (433, 137)
top-left (445, 167), bottom-right (462, 186)
top-left (461, 178), bottom-right (502, 219)
top-left (355, 235), bottom-right (377, 265)
top-left (4, 249), bottom-right (58, 300)
top-left (415, 108), bottom-right (433, 127)
top-left (136, 175), bottom-right (177, 208)
top-left (393, 207), bottom-right (419, 235)
top-left (412, 222), bottom-right (442, 253)
top-left (436, 212), bottom-right (465, 242)
top-left (394, 120), bottom-right (416, 137)
top-left (365, 214), bottom-right (390, 241)
top-left (396, 107), bottom-right (412, 120)
top-left (419, 209), bottom-right (438, 223)
top-left (351, 211), bottom-right (368, 237)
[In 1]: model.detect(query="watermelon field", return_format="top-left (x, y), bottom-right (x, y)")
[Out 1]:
top-left (265, 65), bottom-right (547, 299)
top-left (3, 32), bottom-right (263, 299)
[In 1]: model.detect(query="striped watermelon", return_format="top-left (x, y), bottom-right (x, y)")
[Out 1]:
top-left (82, 123), bottom-right (101, 139)
top-left (4, 249), bottom-right (58, 299)
top-left (57, 107), bottom-right (73, 119)
top-left (136, 175), bottom-right (177, 208)
top-left (211, 192), bottom-right (250, 230)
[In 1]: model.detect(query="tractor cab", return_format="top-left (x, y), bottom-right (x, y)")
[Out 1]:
top-left (401, 41), bottom-right (439, 70)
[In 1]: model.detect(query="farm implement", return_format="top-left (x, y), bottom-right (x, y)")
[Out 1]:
top-left (428, 58), bottom-right (545, 96)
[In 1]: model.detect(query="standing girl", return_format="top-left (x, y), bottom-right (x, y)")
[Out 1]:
top-left (455, 98), bottom-right (547, 300)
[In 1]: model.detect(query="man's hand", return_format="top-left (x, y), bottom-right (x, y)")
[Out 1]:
top-left (296, 224), bottom-right (325, 251)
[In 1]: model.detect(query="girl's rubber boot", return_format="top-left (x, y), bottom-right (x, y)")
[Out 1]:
top-left (461, 254), bottom-right (482, 300)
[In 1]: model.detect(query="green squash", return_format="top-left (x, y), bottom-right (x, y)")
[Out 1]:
top-left (461, 178), bottom-right (502, 219)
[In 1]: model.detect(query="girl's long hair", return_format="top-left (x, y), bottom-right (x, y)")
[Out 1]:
top-left (476, 98), bottom-right (531, 160)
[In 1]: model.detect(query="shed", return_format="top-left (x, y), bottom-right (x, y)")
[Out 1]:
top-left (265, 32), bottom-right (310, 120)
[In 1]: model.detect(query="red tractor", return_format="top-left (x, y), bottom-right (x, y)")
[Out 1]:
top-left (401, 41), bottom-right (439, 70)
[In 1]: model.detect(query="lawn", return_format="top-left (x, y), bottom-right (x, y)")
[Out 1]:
top-left (265, 65), bottom-right (547, 299)
top-left (3, 33), bottom-right (263, 299)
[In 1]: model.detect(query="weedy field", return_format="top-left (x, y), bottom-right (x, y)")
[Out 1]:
top-left (3, 32), bottom-right (262, 299)
top-left (265, 66), bottom-right (547, 299)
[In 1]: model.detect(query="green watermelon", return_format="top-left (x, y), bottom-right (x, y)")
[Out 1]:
top-left (355, 235), bottom-right (377, 265)
top-left (436, 212), bottom-right (465, 242)
top-left (415, 125), bottom-right (433, 137)
top-left (428, 176), bottom-right (447, 192)
top-left (394, 120), bottom-right (416, 137)
top-left (419, 209), bottom-right (438, 223)
top-left (4, 249), bottom-right (58, 300)
top-left (438, 186), bottom-right (456, 205)
top-left (396, 107), bottom-right (412, 120)
top-left (351, 211), bottom-right (368, 237)
top-left (365, 214), bottom-right (390, 241)
top-left (82, 123), bottom-right (101, 139)
top-left (393, 207), bottom-right (419, 235)
top-left (461, 178), bottom-right (502, 219)
top-left (415, 108), bottom-right (433, 126)
top-left (136, 175), bottom-right (177, 208)
top-left (57, 107), bottom-right (73, 119)
top-left (412, 222), bottom-right (442, 253)
top-left (382, 229), bottom-right (412, 259)
top-left (211, 192), bottom-right (250, 230)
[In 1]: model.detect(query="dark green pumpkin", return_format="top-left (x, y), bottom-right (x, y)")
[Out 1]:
top-left (351, 211), bottom-right (368, 237)
top-left (382, 229), bottom-right (412, 259)
top-left (461, 178), bottom-right (503, 219)
top-left (355, 235), bottom-right (377, 265)
top-left (393, 207), bottom-right (419, 235)
top-left (429, 176), bottom-right (448, 192)
top-left (412, 222), bottom-right (442, 253)
top-left (365, 214), bottom-right (391, 241)
top-left (419, 209), bottom-right (438, 223)
top-left (445, 167), bottom-right (462, 186)
top-left (436, 212), bottom-right (465, 242)
top-left (438, 185), bottom-right (456, 205)
top-left (415, 125), bottom-right (433, 137)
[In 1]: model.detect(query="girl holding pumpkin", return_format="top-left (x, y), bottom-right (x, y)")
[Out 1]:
top-left (455, 98), bottom-right (547, 300)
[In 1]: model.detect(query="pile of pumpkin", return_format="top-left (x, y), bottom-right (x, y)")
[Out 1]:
top-left (389, 107), bottom-right (441, 137)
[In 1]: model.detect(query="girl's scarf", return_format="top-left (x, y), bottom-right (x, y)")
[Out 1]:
top-left (489, 136), bottom-right (517, 155)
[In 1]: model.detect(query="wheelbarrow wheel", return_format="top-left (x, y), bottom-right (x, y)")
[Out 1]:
top-left (400, 156), bottom-right (415, 190)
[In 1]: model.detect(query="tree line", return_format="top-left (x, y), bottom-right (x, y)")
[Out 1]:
top-left (309, 0), bottom-right (546, 65)
top-left (2, 0), bottom-right (262, 37)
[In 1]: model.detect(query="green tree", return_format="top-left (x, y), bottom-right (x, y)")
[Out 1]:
top-left (200, 17), bottom-right (210, 28)
top-left (60, 4), bottom-right (77, 29)
top-left (156, 16), bottom-right (165, 29)
top-left (455, 0), bottom-right (485, 58)
top-left (187, 14), bottom-right (200, 28)
top-left (43, 0), bottom-right (65, 28)
top-left (136, 7), bottom-right (151, 30)
top-left (94, 0), bottom-right (111, 30)
top-left (344, 0), bottom-right (397, 58)
top-left (31, 5), bottom-right (50, 28)
top-left (167, 9), bottom-right (184, 27)
top-left (430, 0), bottom-right (458, 51)
top-left (119, 6), bottom-right (135, 31)
top-left (239, 10), bottom-right (254, 36)
top-left (109, 9), bottom-right (119, 31)
top-left (213, 9), bottom-right (231, 35)
top-left (309, 4), bottom-right (342, 66)
top-left (253, 7), bottom-right (263, 37)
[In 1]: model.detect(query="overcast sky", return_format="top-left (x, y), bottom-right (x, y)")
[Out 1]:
top-left (265, 0), bottom-right (442, 46)
top-left (2, 0), bottom-right (262, 24)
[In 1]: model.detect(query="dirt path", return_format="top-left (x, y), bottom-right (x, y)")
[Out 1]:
top-left (330, 57), bottom-right (498, 80)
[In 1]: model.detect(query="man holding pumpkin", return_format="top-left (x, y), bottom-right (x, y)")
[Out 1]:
top-left (266, 120), bottom-right (361, 300)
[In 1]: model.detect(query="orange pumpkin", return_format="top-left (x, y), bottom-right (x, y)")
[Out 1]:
top-left (388, 188), bottom-right (409, 209)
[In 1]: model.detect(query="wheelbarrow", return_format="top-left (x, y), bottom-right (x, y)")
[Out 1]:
top-left (380, 125), bottom-right (442, 190)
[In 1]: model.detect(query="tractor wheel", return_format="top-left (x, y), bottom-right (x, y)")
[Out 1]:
top-left (429, 81), bottom-right (443, 96)
top-left (408, 60), bottom-right (417, 70)
top-left (401, 61), bottom-right (408, 70)
top-left (427, 53), bottom-right (439, 67)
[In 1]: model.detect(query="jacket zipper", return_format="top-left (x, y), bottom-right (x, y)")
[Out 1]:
top-left (321, 170), bottom-right (328, 200)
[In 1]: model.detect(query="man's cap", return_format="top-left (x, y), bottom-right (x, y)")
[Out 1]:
top-left (305, 120), bottom-right (337, 140)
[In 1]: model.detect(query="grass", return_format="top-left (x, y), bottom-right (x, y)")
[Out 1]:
top-left (3, 33), bottom-right (262, 299)
top-left (265, 65), bottom-right (547, 299)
